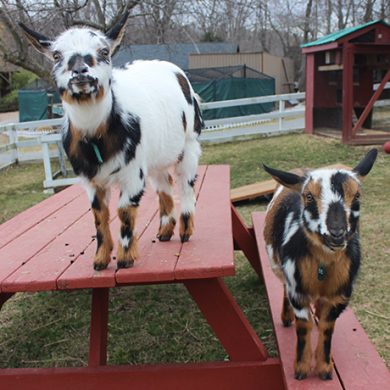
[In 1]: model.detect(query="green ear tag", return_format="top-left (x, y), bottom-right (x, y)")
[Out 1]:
top-left (318, 263), bottom-right (327, 281)
top-left (91, 142), bottom-right (103, 164)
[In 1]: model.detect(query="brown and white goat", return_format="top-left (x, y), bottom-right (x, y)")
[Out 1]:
top-left (263, 149), bottom-right (377, 380)
top-left (19, 14), bottom-right (202, 270)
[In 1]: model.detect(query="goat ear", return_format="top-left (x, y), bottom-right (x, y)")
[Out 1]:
top-left (105, 12), bottom-right (130, 53)
top-left (352, 148), bottom-right (378, 179)
top-left (263, 164), bottom-right (304, 191)
top-left (19, 23), bottom-right (53, 60)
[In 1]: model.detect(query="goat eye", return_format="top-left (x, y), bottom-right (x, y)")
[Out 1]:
top-left (306, 192), bottom-right (314, 202)
top-left (100, 48), bottom-right (110, 58)
top-left (53, 52), bottom-right (62, 63)
top-left (354, 192), bottom-right (361, 201)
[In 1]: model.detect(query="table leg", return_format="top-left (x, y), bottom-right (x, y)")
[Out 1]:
top-left (185, 278), bottom-right (268, 362)
top-left (88, 288), bottom-right (109, 367)
top-left (0, 292), bottom-right (14, 310)
top-left (231, 204), bottom-right (262, 278)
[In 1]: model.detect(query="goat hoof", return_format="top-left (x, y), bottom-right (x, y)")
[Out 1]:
top-left (180, 234), bottom-right (190, 243)
top-left (94, 262), bottom-right (108, 271)
top-left (158, 234), bottom-right (172, 242)
top-left (117, 259), bottom-right (134, 269)
top-left (294, 371), bottom-right (308, 380)
top-left (282, 319), bottom-right (292, 327)
top-left (319, 371), bottom-right (333, 380)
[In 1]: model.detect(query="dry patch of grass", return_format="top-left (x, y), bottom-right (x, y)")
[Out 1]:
top-left (0, 163), bottom-right (49, 223)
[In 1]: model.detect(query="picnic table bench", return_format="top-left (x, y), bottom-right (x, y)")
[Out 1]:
top-left (1, 164), bottom-right (389, 389)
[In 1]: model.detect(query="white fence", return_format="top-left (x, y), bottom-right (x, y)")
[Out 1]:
top-left (0, 92), bottom-right (306, 188)
top-left (0, 118), bottom-right (64, 170)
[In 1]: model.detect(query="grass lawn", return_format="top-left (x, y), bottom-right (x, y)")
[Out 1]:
top-left (0, 133), bottom-right (389, 369)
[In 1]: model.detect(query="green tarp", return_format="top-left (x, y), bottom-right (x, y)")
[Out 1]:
top-left (18, 90), bottom-right (49, 122)
top-left (192, 77), bottom-right (275, 120)
top-left (18, 89), bottom-right (60, 122)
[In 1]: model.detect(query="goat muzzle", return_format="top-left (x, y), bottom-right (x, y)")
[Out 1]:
top-left (322, 231), bottom-right (347, 251)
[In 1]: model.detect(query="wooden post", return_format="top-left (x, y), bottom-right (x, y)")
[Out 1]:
top-left (305, 54), bottom-right (315, 134)
top-left (0, 292), bottom-right (14, 310)
top-left (231, 204), bottom-right (262, 278)
top-left (88, 288), bottom-right (109, 367)
top-left (342, 45), bottom-right (354, 143)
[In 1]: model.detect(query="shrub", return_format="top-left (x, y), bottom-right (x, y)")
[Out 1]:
top-left (0, 70), bottom-right (38, 112)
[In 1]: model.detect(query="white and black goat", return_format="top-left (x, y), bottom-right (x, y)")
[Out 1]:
top-left (263, 149), bottom-right (377, 380)
top-left (20, 13), bottom-right (202, 270)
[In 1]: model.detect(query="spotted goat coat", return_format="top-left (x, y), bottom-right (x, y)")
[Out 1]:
top-left (20, 13), bottom-right (202, 270)
top-left (262, 149), bottom-right (377, 381)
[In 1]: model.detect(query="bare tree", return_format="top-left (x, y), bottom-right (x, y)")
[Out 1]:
top-left (0, 0), bottom-right (139, 82)
top-left (137, 0), bottom-right (180, 44)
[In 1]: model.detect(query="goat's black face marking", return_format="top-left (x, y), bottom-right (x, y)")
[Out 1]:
top-left (83, 54), bottom-right (95, 67)
top-left (68, 54), bottom-right (82, 72)
top-left (330, 172), bottom-right (349, 198)
top-left (325, 202), bottom-right (347, 249)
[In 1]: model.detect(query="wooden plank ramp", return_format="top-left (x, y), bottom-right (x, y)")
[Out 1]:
top-left (231, 164), bottom-right (351, 203)
top-left (252, 211), bottom-right (390, 390)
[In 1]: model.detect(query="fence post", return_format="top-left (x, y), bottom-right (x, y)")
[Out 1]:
top-left (57, 141), bottom-right (67, 177)
top-left (8, 125), bottom-right (18, 164)
top-left (42, 141), bottom-right (53, 188)
top-left (278, 99), bottom-right (285, 131)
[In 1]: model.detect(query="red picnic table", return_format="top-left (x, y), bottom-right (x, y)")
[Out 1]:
top-left (0, 165), bottom-right (283, 390)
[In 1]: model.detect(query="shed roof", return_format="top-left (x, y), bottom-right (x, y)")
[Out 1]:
top-left (185, 65), bottom-right (274, 84)
top-left (301, 19), bottom-right (390, 48)
top-left (113, 42), bottom-right (236, 70)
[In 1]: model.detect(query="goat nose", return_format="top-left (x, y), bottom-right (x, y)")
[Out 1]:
top-left (329, 227), bottom-right (345, 239)
top-left (72, 66), bottom-right (88, 76)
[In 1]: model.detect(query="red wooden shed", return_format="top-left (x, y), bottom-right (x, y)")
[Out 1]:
top-left (302, 20), bottom-right (390, 144)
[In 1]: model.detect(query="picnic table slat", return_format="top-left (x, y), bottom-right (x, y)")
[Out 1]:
top-left (0, 360), bottom-right (284, 390)
top-left (0, 185), bottom-right (83, 250)
top-left (1, 190), bottom-right (121, 292)
top-left (0, 194), bottom-right (91, 292)
top-left (56, 188), bottom-right (158, 289)
top-left (116, 165), bottom-right (208, 285)
top-left (175, 165), bottom-right (235, 280)
top-left (1, 211), bottom-right (94, 292)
